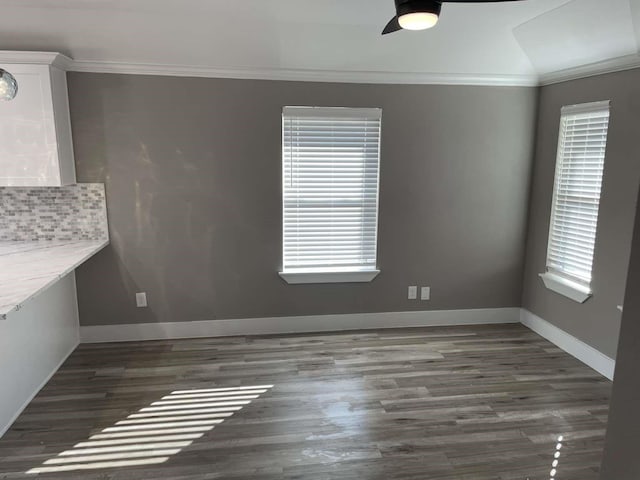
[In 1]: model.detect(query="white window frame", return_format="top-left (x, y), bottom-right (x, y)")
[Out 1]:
top-left (279, 106), bottom-right (382, 284)
top-left (540, 100), bottom-right (611, 303)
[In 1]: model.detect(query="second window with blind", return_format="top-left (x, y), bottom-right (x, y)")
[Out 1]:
top-left (541, 100), bottom-right (611, 303)
top-left (279, 107), bottom-right (382, 284)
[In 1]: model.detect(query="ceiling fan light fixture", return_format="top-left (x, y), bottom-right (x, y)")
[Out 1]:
top-left (398, 11), bottom-right (439, 30)
top-left (384, 0), bottom-right (522, 36)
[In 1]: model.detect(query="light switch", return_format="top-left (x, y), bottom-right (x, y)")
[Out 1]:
top-left (421, 287), bottom-right (431, 301)
top-left (136, 292), bottom-right (148, 308)
top-left (408, 286), bottom-right (417, 300)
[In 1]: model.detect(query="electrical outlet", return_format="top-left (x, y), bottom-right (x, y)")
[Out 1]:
top-left (408, 286), bottom-right (417, 300)
top-left (136, 292), bottom-right (148, 308)
top-left (421, 287), bottom-right (431, 301)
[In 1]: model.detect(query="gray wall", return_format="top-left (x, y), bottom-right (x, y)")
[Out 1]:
top-left (600, 186), bottom-right (640, 480)
top-left (522, 69), bottom-right (640, 358)
top-left (69, 73), bottom-right (537, 326)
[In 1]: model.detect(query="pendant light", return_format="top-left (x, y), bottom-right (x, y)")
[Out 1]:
top-left (0, 69), bottom-right (18, 101)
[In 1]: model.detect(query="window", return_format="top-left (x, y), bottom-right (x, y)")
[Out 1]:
top-left (540, 100), bottom-right (610, 303)
top-left (280, 106), bottom-right (382, 284)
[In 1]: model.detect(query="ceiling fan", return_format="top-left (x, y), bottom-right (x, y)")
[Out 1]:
top-left (382, 0), bottom-right (523, 34)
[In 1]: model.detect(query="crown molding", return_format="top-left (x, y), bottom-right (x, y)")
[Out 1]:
top-left (0, 51), bottom-right (73, 70)
top-left (539, 53), bottom-right (640, 86)
top-left (4, 51), bottom-right (639, 87)
top-left (68, 60), bottom-right (539, 86)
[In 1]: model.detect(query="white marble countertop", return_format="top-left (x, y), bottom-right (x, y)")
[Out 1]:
top-left (0, 240), bottom-right (108, 319)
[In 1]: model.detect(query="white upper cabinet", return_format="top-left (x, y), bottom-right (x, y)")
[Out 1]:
top-left (0, 52), bottom-right (76, 186)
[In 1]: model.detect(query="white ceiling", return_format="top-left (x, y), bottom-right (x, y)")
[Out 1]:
top-left (0, 0), bottom-right (639, 85)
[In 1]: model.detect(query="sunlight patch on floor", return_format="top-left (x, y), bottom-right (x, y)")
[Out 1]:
top-left (25, 385), bottom-right (273, 474)
top-left (550, 435), bottom-right (564, 480)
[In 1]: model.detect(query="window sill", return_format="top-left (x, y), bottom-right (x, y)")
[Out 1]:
top-left (539, 272), bottom-right (592, 304)
top-left (279, 269), bottom-right (380, 284)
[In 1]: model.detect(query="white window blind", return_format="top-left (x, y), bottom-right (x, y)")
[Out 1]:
top-left (546, 100), bottom-right (610, 287)
top-left (282, 106), bottom-right (382, 275)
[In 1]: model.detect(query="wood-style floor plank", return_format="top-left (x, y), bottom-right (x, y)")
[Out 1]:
top-left (0, 324), bottom-right (611, 479)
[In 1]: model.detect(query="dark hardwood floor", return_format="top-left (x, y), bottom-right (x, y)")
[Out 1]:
top-left (0, 324), bottom-right (611, 479)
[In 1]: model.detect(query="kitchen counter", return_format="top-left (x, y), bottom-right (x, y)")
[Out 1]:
top-left (0, 240), bottom-right (108, 319)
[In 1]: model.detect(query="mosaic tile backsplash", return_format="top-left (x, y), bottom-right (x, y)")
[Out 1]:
top-left (0, 183), bottom-right (109, 242)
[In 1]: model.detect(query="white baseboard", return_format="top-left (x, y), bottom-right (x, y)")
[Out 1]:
top-left (80, 307), bottom-right (520, 344)
top-left (520, 309), bottom-right (615, 380)
top-left (81, 307), bottom-right (615, 380)
top-left (0, 343), bottom-right (77, 438)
